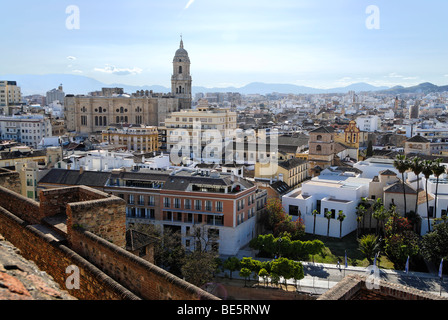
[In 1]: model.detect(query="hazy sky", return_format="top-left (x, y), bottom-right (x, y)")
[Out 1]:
top-left (1, 0), bottom-right (448, 89)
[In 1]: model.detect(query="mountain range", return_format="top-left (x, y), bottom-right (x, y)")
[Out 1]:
top-left (1, 73), bottom-right (446, 97)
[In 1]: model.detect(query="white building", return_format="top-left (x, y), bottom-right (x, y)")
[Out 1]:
top-left (282, 167), bottom-right (371, 238)
top-left (0, 80), bottom-right (22, 115)
top-left (0, 114), bottom-right (52, 148)
top-left (356, 115), bottom-right (380, 132)
top-left (46, 85), bottom-right (65, 106)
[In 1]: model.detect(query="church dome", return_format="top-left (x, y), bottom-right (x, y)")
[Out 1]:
top-left (174, 38), bottom-right (190, 60)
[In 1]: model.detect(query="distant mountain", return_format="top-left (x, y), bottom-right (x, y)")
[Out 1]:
top-left (8, 73), bottom-right (443, 97)
top-left (378, 82), bottom-right (448, 95)
top-left (193, 82), bottom-right (389, 95)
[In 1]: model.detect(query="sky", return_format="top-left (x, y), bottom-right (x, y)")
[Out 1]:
top-left (1, 0), bottom-right (448, 89)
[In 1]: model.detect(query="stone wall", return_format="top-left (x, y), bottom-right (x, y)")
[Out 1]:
top-left (71, 227), bottom-right (217, 300)
top-left (318, 274), bottom-right (447, 300)
top-left (0, 205), bottom-right (139, 300)
top-left (0, 185), bottom-right (40, 224)
top-left (0, 168), bottom-right (21, 195)
top-left (0, 184), bottom-right (218, 300)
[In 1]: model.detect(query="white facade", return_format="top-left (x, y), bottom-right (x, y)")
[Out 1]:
top-left (0, 114), bottom-right (52, 148)
top-left (356, 115), bottom-right (380, 132)
top-left (282, 172), bottom-right (371, 238)
top-left (353, 157), bottom-right (401, 179)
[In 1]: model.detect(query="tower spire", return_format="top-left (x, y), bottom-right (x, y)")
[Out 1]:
top-left (180, 34), bottom-right (184, 49)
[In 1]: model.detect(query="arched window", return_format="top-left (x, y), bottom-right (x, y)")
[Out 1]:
top-left (316, 145), bottom-right (322, 152)
top-left (94, 116), bottom-right (98, 126)
top-left (103, 116), bottom-right (107, 126)
top-left (179, 66), bottom-right (182, 74)
top-left (116, 116), bottom-right (120, 123)
top-left (317, 135), bottom-right (322, 141)
top-left (179, 86), bottom-right (182, 93)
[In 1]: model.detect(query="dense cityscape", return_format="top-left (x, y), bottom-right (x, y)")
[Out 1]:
top-left (1, 1), bottom-right (448, 314)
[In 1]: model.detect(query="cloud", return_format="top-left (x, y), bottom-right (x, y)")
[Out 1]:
top-left (94, 65), bottom-right (143, 76)
top-left (387, 72), bottom-right (403, 78)
top-left (67, 56), bottom-right (77, 61)
top-left (185, 0), bottom-right (195, 9)
top-left (72, 70), bottom-right (83, 74)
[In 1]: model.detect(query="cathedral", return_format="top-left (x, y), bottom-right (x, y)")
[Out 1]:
top-left (64, 39), bottom-right (193, 134)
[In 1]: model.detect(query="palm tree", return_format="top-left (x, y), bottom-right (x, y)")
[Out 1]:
top-left (337, 210), bottom-right (346, 239)
top-left (422, 160), bottom-right (434, 233)
top-left (356, 204), bottom-right (367, 237)
top-left (432, 159), bottom-right (445, 223)
top-left (410, 157), bottom-right (424, 215)
top-left (358, 234), bottom-right (381, 265)
top-left (325, 210), bottom-right (332, 237)
top-left (372, 204), bottom-right (388, 236)
top-left (393, 154), bottom-right (410, 215)
top-left (312, 209), bottom-right (320, 235)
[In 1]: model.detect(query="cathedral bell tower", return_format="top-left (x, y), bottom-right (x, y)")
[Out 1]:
top-left (171, 36), bottom-right (192, 110)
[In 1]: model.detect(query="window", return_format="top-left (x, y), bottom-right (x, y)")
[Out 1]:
top-left (205, 201), bottom-right (212, 211)
top-left (185, 199), bottom-right (191, 209)
top-left (179, 66), bottom-right (183, 74)
top-left (128, 194), bottom-right (134, 205)
top-left (174, 198), bottom-right (181, 209)
top-left (216, 201), bottom-right (223, 212)
top-left (194, 200), bottom-right (202, 210)
top-left (316, 145), bottom-right (322, 152)
top-left (148, 195), bottom-right (155, 206)
top-left (289, 205), bottom-right (299, 216)
top-left (138, 195), bottom-right (144, 205)
top-left (164, 197), bottom-right (170, 208)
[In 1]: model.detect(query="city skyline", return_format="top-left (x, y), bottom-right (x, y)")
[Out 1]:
top-left (1, 0), bottom-right (448, 90)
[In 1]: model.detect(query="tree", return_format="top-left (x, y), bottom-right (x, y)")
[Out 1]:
top-left (421, 222), bottom-right (448, 265)
top-left (432, 159), bottom-right (445, 224)
top-left (312, 209), bottom-right (320, 235)
top-left (356, 204), bottom-right (367, 237)
top-left (265, 198), bottom-right (287, 231)
top-left (258, 268), bottom-right (269, 287)
top-left (223, 257), bottom-right (241, 279)
top-left (291, 260), bottom-right (305, 290)
top-left (337, 210), bottom-right (346, 239)
top-left (271, 257), bottom-right (294, 290)
top-left (181, 250), bottom-right (218, 287)
top-left (325, 210), bottom-right (332, 237)
top-left (358, 234), bottom-right (381, 264)
top-left (410, 157), bottom-right (424, 215)
top-left (422, 160), bottom-right (434, 233)
top-left (384, 213), bottom-right (420, 270)
top-left (372, 204), bottom-right (389, 236)
top-left (239, 268), bottom-right (252, 287)
top-left (262, 198), bottom-right (305, 239)
top-left (393, 154), bottom-right (410, 215)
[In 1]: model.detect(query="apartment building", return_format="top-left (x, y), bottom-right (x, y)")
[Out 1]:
top-left (164, 103), bottom-right (237, 159)
top-left (0, 80), bottom-right (22, 115)
top-left (102, 125), bottom-right (159, 153)
top-left (0, 114), bottom-right (52, 148)
top-left (38, 167), bottom-right (267, 255)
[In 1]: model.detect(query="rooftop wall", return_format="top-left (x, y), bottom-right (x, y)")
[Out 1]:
top-left (0, 183), bottom-right (219, 300)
